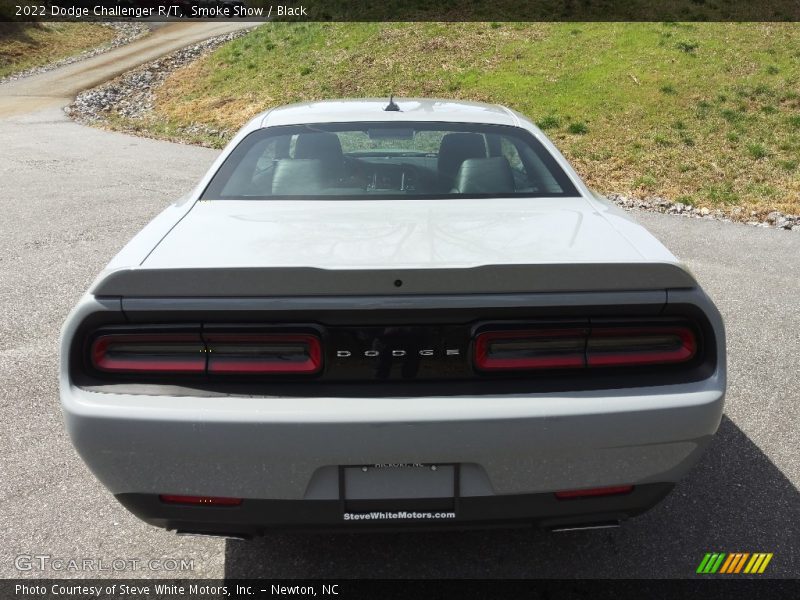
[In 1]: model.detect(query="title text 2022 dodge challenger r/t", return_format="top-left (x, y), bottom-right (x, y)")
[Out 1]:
top-left (60, 98), bottom-right (725, 537)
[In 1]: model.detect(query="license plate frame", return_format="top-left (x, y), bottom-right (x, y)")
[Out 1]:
top-left (339, 463), bottom-right (460, 516)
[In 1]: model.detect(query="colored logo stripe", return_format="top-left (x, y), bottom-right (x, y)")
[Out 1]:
top-left (720, 553), bottom-right (748, 573)
top-left (733, 553), bottom-right (750, 573)
top-left (697, 552), bottom-right (773, 574)
top-left (696, 553), bottom-right (713, 573)
top-left (697, 553), bottom-right (726, 573)
top-left (744, 553), bottom-right (773, 574)
top-left (719, 553), bottom-right (736, 573)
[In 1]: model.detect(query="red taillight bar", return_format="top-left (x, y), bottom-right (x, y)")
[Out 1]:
top-left (91, 334), bottom-right (206, 374)
top-left (159, 495), bottom-right (242, 506)
top-left (474, 329), bottom-right (587, 371)
top-left (586, 326), bottom-right (696, 367)
top-left (89, 331), bottom-right (323, 376)
top-left (474, 324), bottom-right (697, 372)
top-left (554, 485), bottom-right (634, 500)
top-left (206, 333), bottom-right (322, 375)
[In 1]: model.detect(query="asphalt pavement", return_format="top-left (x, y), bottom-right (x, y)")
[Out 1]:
top-left (0, 32), bottom-right (797, 578)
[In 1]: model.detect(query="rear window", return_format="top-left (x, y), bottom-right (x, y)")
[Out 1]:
top-left (201, 122), bottom-right (580, 200)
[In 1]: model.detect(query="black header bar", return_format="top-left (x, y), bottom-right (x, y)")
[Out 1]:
top-left (2, 0), bottom-right (800, 22)
top-left (4, 578), bottom-right (800, 600)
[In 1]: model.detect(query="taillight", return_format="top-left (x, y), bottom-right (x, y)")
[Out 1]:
top-left (159, 495), bottom-right (242, 506)
top-left (474, 323), bottom-right (696, 372)
top-left (89, 329), bottom-right (323, 376)
top-left (91, 334), bottom-right (206, 373)
top-left (586, 326), bottom-right (696, 367)
top-left (555, 485), bottom-right (634, 500)
top-left (206, 333), bottom-right (322, 375)
top-left (474, 329), bottom-right (586, 371)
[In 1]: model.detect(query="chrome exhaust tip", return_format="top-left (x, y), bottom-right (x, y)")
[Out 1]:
top-left (549, 521), bottom-right (620, 533)
top-left (175, 530), bottom-right (251, 541)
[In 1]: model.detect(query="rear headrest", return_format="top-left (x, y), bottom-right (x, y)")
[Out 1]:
top-left (294, 132), bottom-right (344, 162)
top-left (437, 133), bottom-right (487, 185)
top-left (452, 157), bottom-right (516, 194)
top-left (271, 159), bottom-right (324, 195)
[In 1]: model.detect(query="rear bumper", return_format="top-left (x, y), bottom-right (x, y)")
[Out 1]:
top-left (116, 483), bottom-right (675, 535)
top-left (62, 375), bottom-right (724, 530)
top-left (60, 272), bottom-right (727, 532)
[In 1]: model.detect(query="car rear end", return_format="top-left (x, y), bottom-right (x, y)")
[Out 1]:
top-left (61, 265), bottom-right (725, 536)
top-left (60, 101), bottom-right (725, 535)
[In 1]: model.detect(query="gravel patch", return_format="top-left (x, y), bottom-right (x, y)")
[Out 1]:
top-left (67, 29), bottom-right (251, 144)
top-left (0, 23), bottom-right (149, 85)
top-left (606, 193), bottom-right (800, 232)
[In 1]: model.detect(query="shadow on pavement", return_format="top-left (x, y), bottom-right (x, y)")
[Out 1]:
top-left (224, 416), bottom-right (799, 578)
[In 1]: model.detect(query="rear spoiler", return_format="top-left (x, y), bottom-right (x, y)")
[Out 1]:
top-left (91, 263), bottom-right (697, 298)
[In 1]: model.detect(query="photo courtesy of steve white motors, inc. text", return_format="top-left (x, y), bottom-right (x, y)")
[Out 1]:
top-left (14, 583), bottom-right (339, 597)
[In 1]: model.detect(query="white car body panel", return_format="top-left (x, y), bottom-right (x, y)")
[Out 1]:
top-left (260, 99), bottom-right (522, 128)
top-left (142, 197), bottom-right (665, 270)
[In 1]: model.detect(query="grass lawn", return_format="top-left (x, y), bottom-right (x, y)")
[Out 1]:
top-left (0, 22), bottom-right (115, 79)
top-left (132, 23), bottom-right (800, 214)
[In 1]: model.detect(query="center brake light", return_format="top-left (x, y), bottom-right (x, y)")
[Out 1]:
top-left (474, 323), bottom-right (697, 372)
top-left (89, 330), bottom-right (322, 376)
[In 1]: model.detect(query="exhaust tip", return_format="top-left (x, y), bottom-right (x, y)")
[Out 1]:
top-left (175, 530), bottom-right (251, 541)
top-left (549, 521), bottom-right (620, 533)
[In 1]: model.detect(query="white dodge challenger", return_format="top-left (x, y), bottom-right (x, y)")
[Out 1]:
top-left (60, 98), bottom-right (725, 536)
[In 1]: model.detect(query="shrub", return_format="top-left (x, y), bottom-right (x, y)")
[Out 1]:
top-left (721, 109), bottom-right (743, 122)
top-left (633, 175), bottom-right (657, 189)
top-left (747, 143), bottom-right (768, 159)
top-left (567, 122), bottom-right (588, 134)
top-left (705, 183), bottom-right (740, 205)
top-left (653, 133), bottom-right (672, 146)
top-left (537, 115), bottom-right (560, 130)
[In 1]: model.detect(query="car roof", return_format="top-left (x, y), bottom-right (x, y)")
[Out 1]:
top-left (259, 98), bottom-right (523, 128)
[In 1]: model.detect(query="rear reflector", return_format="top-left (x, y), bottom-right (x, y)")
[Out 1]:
top-left (91, 334), bottom-right (206, 374)
top-left (555, 485), bottom-right (634, 500)
top-left (206, 333), bottom-right (322, 375)
top-left (474, 324), bottom-right (696, 372)
top-left (159, 495), bottom-right (242, 506)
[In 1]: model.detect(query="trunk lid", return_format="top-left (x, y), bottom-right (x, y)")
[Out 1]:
top-left (93, 198), bottom-right (696, 296)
